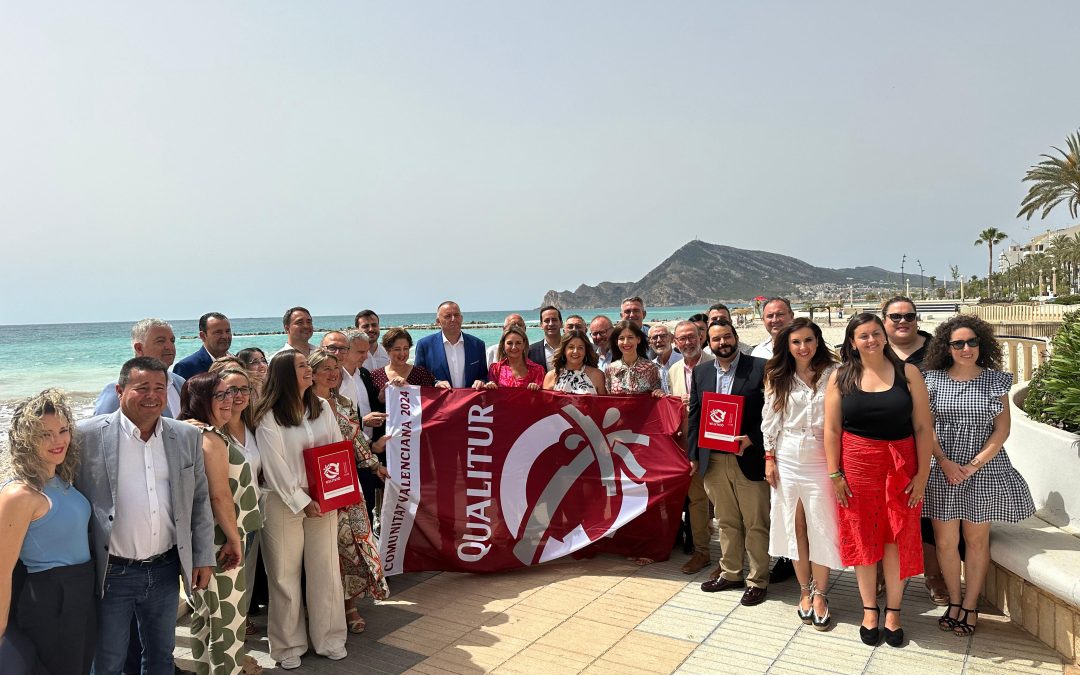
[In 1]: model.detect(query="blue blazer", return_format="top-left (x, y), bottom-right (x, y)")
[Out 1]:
top-left (172, 345), bottom-right (213, 380)
top-left (94, 371), bottom-right (186, 417)
top-left (414, 332), bottom-right (488, 386)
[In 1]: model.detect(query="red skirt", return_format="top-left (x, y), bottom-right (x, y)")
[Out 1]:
top-left (837, 432), bottom-right (923, 579)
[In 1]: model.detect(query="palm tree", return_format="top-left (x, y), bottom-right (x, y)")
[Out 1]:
top-left (1018, 131), bottom-right (1080, 221)
top-left (949, 264), bottom-right (960, 299)
top-left (974, 228), bottom-right (1008, 299)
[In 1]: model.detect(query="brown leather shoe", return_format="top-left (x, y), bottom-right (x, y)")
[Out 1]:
top-left (701, 577), bottom-right (745, 593)
top-left (741, 586), bottom-right (768, 606)
top-left (681, 552), bottom-right (711, 575)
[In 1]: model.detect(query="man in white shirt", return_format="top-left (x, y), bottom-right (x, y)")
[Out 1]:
top-left (668, 321), bottom-right (713, 574)
top-left (648, 324), bottom-right (680, 393)
top-left (588, 315), bottom-right (615, 371)
top-left (94, 318), bottom-right (186, 417)
top-left (76, 357), bottom-right (217, 674)
top-left (414, 300), bottom-right (488, 388)
top-left (750, 297), bottom-right (794, 361)
top-left (528, 306), bottom-right (563, 371)
top-left (320, 330), bottom-right (386, 439)
top-left (356, 309), bottom-right (390, 370)
top-left (487, 313), bottom-right (526, 366)
top-left (278, 306), bottom-right (315, 356)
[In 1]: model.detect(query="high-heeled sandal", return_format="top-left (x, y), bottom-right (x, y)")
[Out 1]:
top-left (796, 582), bottom-right (814, 625)
top-left (859, 606), bottom-right (880, 646)
top-left (924, 574), bottom-right (949, 606)
top-left (810, 585), bottom-right (832, 632)
top-left (953, 606), bottom-right (978, 636)
top-left (883, 607), bottom-right (904, 647)
top-left (345, 607), bottom-right (366, 634)
top-left (938, 603), bottom-right (961, 631)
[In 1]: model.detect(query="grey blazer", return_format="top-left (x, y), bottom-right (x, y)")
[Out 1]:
top-left (75, 411), bottom-right (216, 595)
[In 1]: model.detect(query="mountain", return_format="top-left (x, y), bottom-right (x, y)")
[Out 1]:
top-left (540, 240), bottom-right (902, 308)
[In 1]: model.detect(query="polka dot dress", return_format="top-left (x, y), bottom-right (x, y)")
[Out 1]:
top-left (923, 369), bottom-right (1035, 523)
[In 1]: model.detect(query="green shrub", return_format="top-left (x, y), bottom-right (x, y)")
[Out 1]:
top-left (1024, 310), bottom-right (1080, 432)
top-left (1051, 294), bottom-right (1080, 306)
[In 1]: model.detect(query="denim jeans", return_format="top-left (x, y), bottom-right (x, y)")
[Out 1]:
top-left (92, 547), bottom-right (180, 675)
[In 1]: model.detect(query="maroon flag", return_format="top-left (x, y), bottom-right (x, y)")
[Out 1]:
top-left (378, 386), bottom-right (690, 575)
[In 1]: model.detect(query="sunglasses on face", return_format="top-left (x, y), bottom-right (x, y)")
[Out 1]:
top-left (887, 313), bottom-right (917, 323)
top-left (948, 337), bottom-right (980, 350)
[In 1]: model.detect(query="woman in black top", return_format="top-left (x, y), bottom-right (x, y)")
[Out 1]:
top-left (824, 313), bottom-right (935, 648)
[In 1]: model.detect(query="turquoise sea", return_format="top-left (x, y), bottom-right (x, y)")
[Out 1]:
top-left (0, 305), bottom-right (727, 403)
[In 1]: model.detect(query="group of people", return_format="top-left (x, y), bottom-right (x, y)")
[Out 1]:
top-left (0, 295), bottom-right (1037, 674)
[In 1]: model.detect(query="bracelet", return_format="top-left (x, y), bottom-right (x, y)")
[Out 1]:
top-left (828, 471), bottom-right (844, 479)
top-left (763, 454), bottom-right (776, 461)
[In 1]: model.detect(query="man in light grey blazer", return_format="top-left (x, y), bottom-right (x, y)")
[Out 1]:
top-left (76, 356), bottom-right (215, 675)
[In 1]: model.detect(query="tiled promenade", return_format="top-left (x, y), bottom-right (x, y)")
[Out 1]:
top-left (176, 545), bottom-right (1069, 675)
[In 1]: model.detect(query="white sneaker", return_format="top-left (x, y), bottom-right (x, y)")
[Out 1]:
top-left (278, 656), bottom-right (302, 670)
top-left (326, 647), bottom-right (348, 661)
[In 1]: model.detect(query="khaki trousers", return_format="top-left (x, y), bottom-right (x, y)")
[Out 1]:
top-left (262, 493), bottom-right (347, 661)
top-left (688, 472), bottom-right (712, 556)
top-left (702, 453), bottom-right (771, 588)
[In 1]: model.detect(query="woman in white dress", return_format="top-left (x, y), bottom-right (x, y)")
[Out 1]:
top-left (762, 318), bottom-right (842, 630)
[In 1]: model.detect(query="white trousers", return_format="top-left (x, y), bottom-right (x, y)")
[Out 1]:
top-left (261, 493), bottom-right (347, 661)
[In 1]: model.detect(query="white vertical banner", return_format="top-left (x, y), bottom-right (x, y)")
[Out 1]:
top-left (377, 385), bottom-right (423, 576)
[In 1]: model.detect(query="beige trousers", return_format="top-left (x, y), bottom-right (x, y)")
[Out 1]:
top-left (702, 453), bottom-right (771, 588)
top-left (687, 472), bottom-right (712, 556)
top-left (261, 493), bottom-right (347, 661)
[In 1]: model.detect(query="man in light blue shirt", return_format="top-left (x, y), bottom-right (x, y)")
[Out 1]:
top-left (94, 318), bottom-right (185, 417)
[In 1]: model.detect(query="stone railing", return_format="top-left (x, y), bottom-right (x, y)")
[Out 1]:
top-left (961, 303), bottom-right (1078, 323)
top-left (997, 336), bottom-right (1051, 385)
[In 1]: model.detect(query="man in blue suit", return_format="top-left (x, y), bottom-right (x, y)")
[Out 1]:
top-left (172, 311), bottom-right (232, 379)
top-left (414, 300), bottom-right (488, 387)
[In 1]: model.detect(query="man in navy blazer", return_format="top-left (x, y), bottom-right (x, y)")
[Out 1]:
top-left (686, 318), bottom-right (770, 606)
top-left (172, 311), bottom-right (233, 379)
top-left (527, 305), bottom-right (563, 372)
top-left (414, 300), bottom-right (488, 387)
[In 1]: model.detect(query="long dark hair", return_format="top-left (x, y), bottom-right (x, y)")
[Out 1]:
top-left (611, 320), bottom-right (648, 361)
top-left (923, 315), bottom-right (1003, 371)
top-left (552, 331), bottom-right (598, 373)
top-left (178, 372), bottom-right (223, 426)
top-left (251, 349), bottom-right (323, 427)
top-left (765, 318), bottom-right (838, 412)
top-left (835, 313), bottom-right (907, 396)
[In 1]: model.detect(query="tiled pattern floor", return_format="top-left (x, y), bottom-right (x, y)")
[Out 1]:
top-left (177, 546), bottom-right (1068, 674)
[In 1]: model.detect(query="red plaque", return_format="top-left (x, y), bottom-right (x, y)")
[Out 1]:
top-left (303, 440), bottom-right (361, 512)
top-left (697, 392), bottom-right (743, 453)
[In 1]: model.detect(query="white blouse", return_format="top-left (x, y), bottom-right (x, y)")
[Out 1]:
top-left (255, 398), bottom-right (344, 514)
top-left (761, 364), bottom-right (837, 452)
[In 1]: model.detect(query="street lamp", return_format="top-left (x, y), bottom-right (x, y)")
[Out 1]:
top-left (900, 254), bottom-right (907, 295)
top-left (916, 259), bottom-right (925, 299)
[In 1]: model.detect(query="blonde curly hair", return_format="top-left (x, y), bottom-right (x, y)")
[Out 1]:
top-left (7, 388), bottom-right (80, 490)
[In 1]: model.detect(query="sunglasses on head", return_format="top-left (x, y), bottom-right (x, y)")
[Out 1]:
top-left (948, 337), bottom-right (980, 350)
top-left (887, 312), bottom-right (917, 323)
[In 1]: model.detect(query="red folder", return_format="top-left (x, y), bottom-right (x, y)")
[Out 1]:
top-left (303, 440), bottom-right (361, 512)
top-left (697, 392), bottom-right (744, 453)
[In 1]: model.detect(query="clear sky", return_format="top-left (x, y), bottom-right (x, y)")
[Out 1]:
top-left (2, 1), bottom-right (1079, 324)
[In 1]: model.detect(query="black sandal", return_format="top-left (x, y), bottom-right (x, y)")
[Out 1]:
top-left (883, 607), bottom-right (904, 647)
top-left (859, 606), bottom-right (880, 645)
top-left (954, 606), bottom-right (978, 636)
top-left (938, 603), bottom-right (960, 631)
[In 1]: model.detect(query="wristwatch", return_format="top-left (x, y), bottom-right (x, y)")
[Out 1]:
top-left (970, 456), bottom-right (982, 468)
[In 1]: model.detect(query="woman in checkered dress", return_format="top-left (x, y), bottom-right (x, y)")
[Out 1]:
top-left (922, 315), bottom-right (1034, 637)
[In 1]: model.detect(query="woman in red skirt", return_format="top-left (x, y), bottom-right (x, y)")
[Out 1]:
top-left (824, 313), bottom-right (934, 648)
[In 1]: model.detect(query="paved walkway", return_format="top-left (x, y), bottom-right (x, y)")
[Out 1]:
top-left (176, 545), bottom-right (1068, 675)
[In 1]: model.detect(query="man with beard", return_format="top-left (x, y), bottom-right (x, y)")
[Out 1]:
top-left (688, 319), bottom-right (770, 605)
top-left (669, 321), bottom-right (714, 573)
top-left (356, 309), bottom-right (390, 371)
top-left (173, 312), bottom-right (232, 379)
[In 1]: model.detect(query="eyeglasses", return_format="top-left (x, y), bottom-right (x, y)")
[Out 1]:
top-left (948, 337), bottom-right (980, 350)
top-left (246, 359), bottom-right (268, 367)
top-left (648, 335), bottom-right (670, 342)
top-left (213, 386), bottom-right (253, 401)
top-left (322, 345), bottom-right (348, 353)
top-left (887, 313), bottom-right (917, 323)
